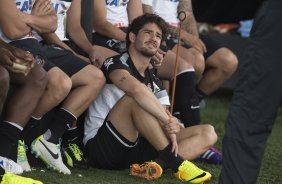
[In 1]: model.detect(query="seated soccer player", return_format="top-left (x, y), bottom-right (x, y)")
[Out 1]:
top-left (143, 0), bottom-right (238, 120)
top-left (84, 13), bottom-right (216, 183)
top-left (0, 40), bottom-right (46, 184)
top-left (0, 0), bottom-right (105, 174)
top-left (92, 0), bottom-right (204, 138)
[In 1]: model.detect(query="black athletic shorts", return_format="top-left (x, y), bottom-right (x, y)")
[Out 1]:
top-left (200, 34), bottom-right (222, 60)
top-left (64, 40), bottom-right (89, 58)
top-left (10, 38), bottom-right (89, 76)
top-left (92, 28), bottom-right (127, 53)
top-left (165, 34), bottom-right (222, 60)
top-left (85, 120), bottom-right (158, 170)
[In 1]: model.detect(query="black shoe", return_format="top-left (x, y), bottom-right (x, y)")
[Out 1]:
top-left (62, 142), bottom-right (88, 170)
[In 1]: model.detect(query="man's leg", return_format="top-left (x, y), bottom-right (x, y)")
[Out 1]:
top-left (46, 64), bottom-right (105, 144)
top-left (197, 47), bottom-right (238, 96)
top-left (177, 124), bottom-right (217, 160)
top-left (108, 95), bottom-right (211, 182)
top-left (221, 1), bottom-right (282, 183)
top-left (0, 64), bottom-right (47, 174)
top-left (158, 50), bottom-right (201, 127)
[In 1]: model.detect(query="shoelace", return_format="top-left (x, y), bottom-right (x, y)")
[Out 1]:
top-left (68, 143), bottom-right (83, 161)
top-left (18, 142), bottom-right (28, 161)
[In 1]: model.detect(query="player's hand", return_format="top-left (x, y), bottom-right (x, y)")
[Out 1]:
top-left (168, 133), bottom-right (178, 157)
top-left (32, 0), bottom-right (54, 16)
top-left (180, 31), bottom-right (207, 54)
top-left (165, 110), bottom-right (181, 134)
top-left (151, 48), bottom-right (166, 68)
top-left (0, 48), bottom-right (31, 75)
top-left (89, 48), bottom-right (103, 68)
top-left (165, 110), bottom-right (180, 156)
top-left (11, 48), bottom-right (35, 69)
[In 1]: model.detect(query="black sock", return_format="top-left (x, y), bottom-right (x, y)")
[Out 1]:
top-left (158, 144), bottom-right (184, 172)
top-left (45, 108), bottom-right (76, 144)
top-left (21, 117), bottom-right (42, 146)
top-left (0, 121), bottom-right (22, 158)
top-left (195, 85), bottom-right (207, 101)
top-left (153, 158), bottom-right (167, 170)
top-left (173, 71), bottom-right (201, 127)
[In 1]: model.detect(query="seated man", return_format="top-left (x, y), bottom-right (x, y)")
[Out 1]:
top-left (143, 0), bottom-right (238, 118)
top-left (0, 39), bottom-right (46, 184)
top-left (84, 13), bottom-right (216, 183)
top-left (0, 0), bottom-right (105, 174)
top-left (92, 0), bottom-right (203, 135)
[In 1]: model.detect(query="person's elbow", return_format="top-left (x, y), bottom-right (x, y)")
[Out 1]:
top-left (49, 15), bottom-right (58, 32)
top-left (2, 26), bottom-right (29, 40)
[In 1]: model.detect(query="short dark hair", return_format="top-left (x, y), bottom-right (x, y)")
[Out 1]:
top-left (126, 13), bottom-right (168, 49)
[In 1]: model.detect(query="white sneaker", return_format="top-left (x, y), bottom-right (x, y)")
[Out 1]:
top-left (0, 156), bottom-right (23, 175)
top-left (17, 140), bottom-right (31, 172)
top-left (31, 135), bottom-right (71, 175)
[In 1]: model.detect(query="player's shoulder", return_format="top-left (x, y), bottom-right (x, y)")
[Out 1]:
top-left (104, 52), bottom-right (130, 66)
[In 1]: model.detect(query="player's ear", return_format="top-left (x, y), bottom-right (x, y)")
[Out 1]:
top-left (129, 32), bottom-right (136, 43)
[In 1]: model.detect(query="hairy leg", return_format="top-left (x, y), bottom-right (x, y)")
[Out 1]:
top-left (177, 124), bottom-right (217, 160)
top-left (62, 65), bottom-right (105, 117)
top-left (108, 95), bottom-right (170, 150)
top-left (32, 67), bottom-right (72, 118)
top-left (198, 48), bottom-right (238, 95)
top-left (5, 64), bottom-right (48, 127)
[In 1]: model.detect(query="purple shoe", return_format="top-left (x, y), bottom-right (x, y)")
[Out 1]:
top-left (198, 147), bottom-right (222, 164)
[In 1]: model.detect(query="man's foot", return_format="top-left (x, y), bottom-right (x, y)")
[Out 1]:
top-left (0, 156), bottom-right (23, 175)
top-left (31, 135), bottom-right (71, 175)
top-left (0, 171), bottom-right (43, 184)
top-left (174, 160), bottom-right (211, 184)
top-left (129, 161), bottom-right (163, 180)
top-left (17, 140), bottom-right (31, 172)
top-left (198, 147), bottom-right (222, 164)
top-left (62, 143), bottom-right (88, 169)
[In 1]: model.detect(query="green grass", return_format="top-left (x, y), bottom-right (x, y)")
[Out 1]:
top-left (23, 92), bottom-right (282, 184)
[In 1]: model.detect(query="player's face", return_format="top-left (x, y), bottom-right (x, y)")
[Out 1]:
top-left (134, 23), bottom-right (162, 57)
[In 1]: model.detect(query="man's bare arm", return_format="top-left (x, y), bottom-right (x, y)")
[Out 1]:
top-left (178, 0), bottom-right (199, 37)
top-left (142, 3), bottom-right (179, 38)
top-left (21, 0), bottom-right (57, 34)
top-left (110, 69), bottom-right (171, 124)
top-left (67, 0), bottom-right (94, 56)
top-left (0, 0), bottom-right (32, 39)
top-left (93, 0), bottom-right (126, 41)
top-left (127, 0), bottom-right (143, 23)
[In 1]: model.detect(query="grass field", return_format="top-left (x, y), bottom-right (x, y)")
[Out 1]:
top-left (23, 92), bottom-right (282, 184)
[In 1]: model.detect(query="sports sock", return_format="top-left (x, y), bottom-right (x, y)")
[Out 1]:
top-left (158, 144), bottom-right (183, 172)
top-left (45, 108), bottom-right (76, 144)
top-left (21, 117), bottom-right (42, 146)
top-left (153, 158), bottom-right (167, 170)
top-left (0, 121), bottom-right (22, 158)
top-left (173, 70), bottom-right (201, 127)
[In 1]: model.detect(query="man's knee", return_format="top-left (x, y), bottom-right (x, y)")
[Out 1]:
top-left (201, 124), bottom-right (218, 146)
top-left (27, 65), bottom-right (49, 91)
top-left (47, 68), bottom-right (72, 102)
top-left (208, 48), bottom-right (238, 75)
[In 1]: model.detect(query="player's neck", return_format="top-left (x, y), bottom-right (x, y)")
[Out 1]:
top-left (128, 48), bottom-right (151, 76)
